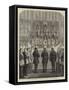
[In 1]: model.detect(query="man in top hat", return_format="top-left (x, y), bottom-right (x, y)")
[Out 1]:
top-left (41, 47), bottom-right (48, 72)
top-left (33, 47), bottom-right (40, 73)
top-left (50, 48), bottom-right (57, 72)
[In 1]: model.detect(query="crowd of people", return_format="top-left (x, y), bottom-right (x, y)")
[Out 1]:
top-left (19, 47), bottom-right (64, 78)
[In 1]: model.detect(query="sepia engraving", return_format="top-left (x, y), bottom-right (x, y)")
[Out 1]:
top-left (18, 8), bottom-right (65, 82)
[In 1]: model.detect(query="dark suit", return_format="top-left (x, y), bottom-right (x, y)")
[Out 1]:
top-left (61, 52), bottom-right (64, 74)
top-left (41, 50), bottom-right (48, 72)
top-left (33, 50), bottom-right (40, 73)
top-left (50, 50), bottom-right (56, 72)
top-left (23, 51), bottom-right (27, 76)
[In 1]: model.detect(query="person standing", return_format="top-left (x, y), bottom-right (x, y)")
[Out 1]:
top-left (19, 48), bottom-right (24, 78)
top-left (26, 48), bottom-right (32, 74)
top-left (61, 49), bottom-right (64, 75)
top-left (56, 49), bottom-right (61, 73)
top-left (23, 48), bottom-right (27, 76)
top-left (50, 48), bottom-right (57, 72)
top-left (41, 48), bottom-right (48, 72)
top-left (33, 48), bottom-right (40, 73)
